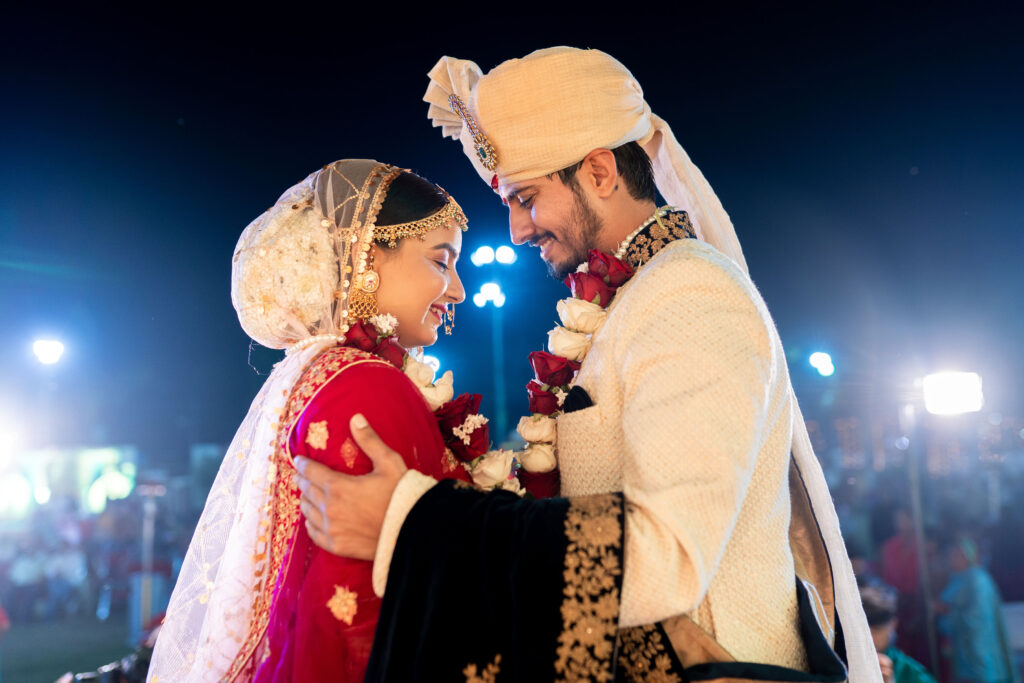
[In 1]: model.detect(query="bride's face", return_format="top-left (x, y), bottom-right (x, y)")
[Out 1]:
top-left (373, 220), bottom-right (465, 349)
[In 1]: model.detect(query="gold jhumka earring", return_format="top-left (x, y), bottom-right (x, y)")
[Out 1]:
top-left (443, 306), bottom-right (454, 335)
top-left (349, 250), bottom-right (380, 320)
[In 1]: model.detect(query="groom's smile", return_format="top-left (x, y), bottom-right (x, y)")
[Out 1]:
top-left (502, 175), bottom-right (602, 279)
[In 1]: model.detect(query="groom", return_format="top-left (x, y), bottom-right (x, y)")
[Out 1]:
top-left (297, 47), bottom-right (878, 681)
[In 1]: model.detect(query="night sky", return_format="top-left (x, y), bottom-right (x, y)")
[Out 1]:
top-left (2, 5), bottom-right (1022, 470)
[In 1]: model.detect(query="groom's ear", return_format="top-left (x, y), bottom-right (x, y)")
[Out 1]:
top-left (580, 149), bottom-right (618, 199)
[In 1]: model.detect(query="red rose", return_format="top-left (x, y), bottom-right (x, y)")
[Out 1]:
top-left (520, 468), bottom-right (560, 499)
top-left (434, 393), bottom-right (482, 433)
top-left (563, 272), bottom-right (614, 308)
top-left (526, 380), bottom-right (560, 415)
top-left (449, 420), bottom-right (490, 462)
top-left (345, 320), bottom-right (378, 352)
top-left (587, 250), bottom-right (635, 287)
top-left (529, 351), bottom-right (580, 387)
top-left (373, 337), bottom-right (405, 369)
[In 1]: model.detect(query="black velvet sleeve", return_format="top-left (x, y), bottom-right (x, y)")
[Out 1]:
top-left (366, 480), bottom-right (625, 682)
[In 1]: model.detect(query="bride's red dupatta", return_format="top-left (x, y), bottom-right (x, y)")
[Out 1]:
top-left (227, 342), bottom-right (470, 682)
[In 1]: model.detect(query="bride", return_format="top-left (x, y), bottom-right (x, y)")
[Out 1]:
top-left (148, 159), bottom-right (484, 682)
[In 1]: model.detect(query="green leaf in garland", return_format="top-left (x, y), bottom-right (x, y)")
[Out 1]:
top-left (591, 293), bottom-right (602, 306)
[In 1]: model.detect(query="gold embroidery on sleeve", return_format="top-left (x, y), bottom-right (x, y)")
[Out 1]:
top-left (554, 493), bottom-right (622, 682)
top-left (327, 585), bottom-right (358, 625)
top-left (306, 420), bottom-right (329, 450)
top-left (617, 624), bottom-right (682, 683)
top-left (463, 653), bottom-right (501, 683)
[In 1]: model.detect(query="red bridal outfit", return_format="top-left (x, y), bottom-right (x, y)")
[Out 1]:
top-left (149, 160), bottom-right (473, 682)
top-left (243, 343), bottom-right (470, 682)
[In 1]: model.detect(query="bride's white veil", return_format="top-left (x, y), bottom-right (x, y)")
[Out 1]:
top-left (149, 160), bottom-right (402, 682)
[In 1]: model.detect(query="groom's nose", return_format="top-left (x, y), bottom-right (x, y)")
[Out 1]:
top-left (508, 205), bottom-right (536, 246)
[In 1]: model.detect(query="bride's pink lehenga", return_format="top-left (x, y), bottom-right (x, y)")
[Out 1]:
top-left (223, 344), bottom-right (469, 682)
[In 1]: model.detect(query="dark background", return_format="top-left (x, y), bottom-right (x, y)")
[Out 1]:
top-left (2, 4), bottom-right (1022, 469)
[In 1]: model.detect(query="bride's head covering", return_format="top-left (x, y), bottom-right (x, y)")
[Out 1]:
top-left (425, 49), bottom-right (879, 681)
top-left (150, 160), bottom-right (466, 682)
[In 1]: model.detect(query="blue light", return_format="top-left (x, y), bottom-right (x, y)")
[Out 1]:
top-left (809, 352), bottom-right (835, 377)
top-left (471, 246), bottom-right (495, 266)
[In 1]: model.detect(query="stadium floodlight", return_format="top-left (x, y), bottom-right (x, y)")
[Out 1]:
top-left (495, 245), bottom-right (517, 264)
top-left (922, 372), bottom-right (983, 415)
top-left (33, 339), bottom-right (65, 365)
top-left (808, 351), bottom-right (835, 377)
top-left (471, 246), bottom-right (495, 267)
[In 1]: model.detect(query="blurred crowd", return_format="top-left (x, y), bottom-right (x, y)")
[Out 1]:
top-left (0, 442), bottom-right (1021, 682)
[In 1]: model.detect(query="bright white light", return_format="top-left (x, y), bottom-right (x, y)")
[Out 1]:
top-left (0, 473), bottom-right (33, 516)
top-left (474, 282), bottom-right (506, 308)
top-left (923, 372), bottom-right (983, 415)
top-left (809, 352), bottom-right (835, 377)
top-left (34, 486), bottom-right (51, 505)
top-left (471, 246), bottom-right (495, 267)
top-left (33, 339), bottom-right (65, 365)
top-left (86, 470), bottom-right (134, 514)
top-left (421, 355), bottom-right (441, 373)
top-left (495, 246), bottom-right (517, 264)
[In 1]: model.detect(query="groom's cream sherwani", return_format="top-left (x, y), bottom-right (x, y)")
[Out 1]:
top-left (558, 236), bottom-right (806, 669)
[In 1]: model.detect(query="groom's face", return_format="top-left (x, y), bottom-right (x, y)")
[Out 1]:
top-left (502, 173), bottom-right (602, 279)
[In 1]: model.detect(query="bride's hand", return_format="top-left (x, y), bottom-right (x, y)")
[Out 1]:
top-left (295, 414), bottom-right (408, 560)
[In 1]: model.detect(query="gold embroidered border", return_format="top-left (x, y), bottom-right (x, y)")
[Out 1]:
top-left (554, 493), bottom-right (623, 682)
top-left (623, 210), bottom-right (696, 269)
top-left (463, 653), bottom-right (501, 683)
top-left (226, 345), bottom-right (389, 680)
top-left (617, 624), bottom-right (682, 683)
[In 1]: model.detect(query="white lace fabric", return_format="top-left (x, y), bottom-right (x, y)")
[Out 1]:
top-left (149, 160), bottom-right (400, 682)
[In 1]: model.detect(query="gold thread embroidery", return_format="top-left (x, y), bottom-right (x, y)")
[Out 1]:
top-left (617, 624), bottom-right (682, 683)
top-left (624, 211), bottom-right (696, 269)
top-left (326, 585), bottom-right (358, 625)
top-left (463, 654), bottom-right (501, 683)
top-left (442, 447), bottom-right (458, 473)
top-left (554, 493), bottom-right (623, 682)
top-left (306, 420), bottom-right (329, 450)
top-left (340, 437), bottom-right (359, 469)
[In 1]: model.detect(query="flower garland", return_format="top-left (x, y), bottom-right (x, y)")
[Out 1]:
top-left (330, 247), bottom-right (638, 498)
top-left (321, 315), bottom-right (491, 485)
top-left (515, 249), bottom-right (637, 498)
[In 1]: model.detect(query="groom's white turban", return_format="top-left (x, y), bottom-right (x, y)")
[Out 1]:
top-left (424, 46), bottom-right (747, 273)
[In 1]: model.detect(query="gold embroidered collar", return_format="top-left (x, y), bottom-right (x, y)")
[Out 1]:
top-left (616, 208), bottom-right (696, 270)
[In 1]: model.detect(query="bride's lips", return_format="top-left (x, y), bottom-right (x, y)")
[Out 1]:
top-left (429, 304), bottom-right (446, 324)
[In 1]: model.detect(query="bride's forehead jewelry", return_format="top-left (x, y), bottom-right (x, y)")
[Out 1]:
top-left (373, 194), bottom-right (469, 249)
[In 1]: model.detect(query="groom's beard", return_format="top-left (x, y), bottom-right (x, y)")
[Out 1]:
top-left (548, 184), bottom-right (603, 280)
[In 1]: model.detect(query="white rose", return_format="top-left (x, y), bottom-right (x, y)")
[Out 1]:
top-left (516, 415), bottom-right (557, 443)
top-left (556, 298), bottom-right (607, 335)
top-left (420, 370), bottom-right (454, 411)
top-left (403, 356), bottom-right (435, 388)
top-left (547, 325), bottom-right (591, 362)
top-left (520, 442), bottom-right (557, 473)
top-left (471, 449), bottom-right (516, 489)
top-left (500, 476), bottom-right (525, 496)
